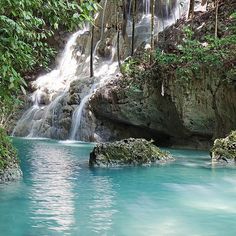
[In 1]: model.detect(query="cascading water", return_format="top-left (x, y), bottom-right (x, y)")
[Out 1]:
top-left (12, 27), bottom-right (91, 138)
top-left (13, 0), bottom-right (188, 141)
top-left (69, 0), bottom-right (113, 140)
top-left (69, 61), bottom-right (118, 140)
top-left (145, 0), bottom-right (150, 15)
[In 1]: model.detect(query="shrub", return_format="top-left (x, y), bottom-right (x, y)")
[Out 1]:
top-left (0, 128), bottom-right (18, 170)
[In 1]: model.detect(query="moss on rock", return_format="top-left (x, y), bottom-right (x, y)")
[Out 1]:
top-left (211, 131), bottom-right (236, 163)
top-left (0, 128), bottom-right (22, 182)
top-left (89, 138), bottom-right (174, 167)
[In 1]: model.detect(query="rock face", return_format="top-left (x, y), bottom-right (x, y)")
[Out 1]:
top-left (89, 138), bottom-right (173, 167)
top-left (211, 131), bottom-right (236, 163)
top-left (88, 0), bottom-right (236, 149)
top-left (89, 71), bottom-right (236, 149)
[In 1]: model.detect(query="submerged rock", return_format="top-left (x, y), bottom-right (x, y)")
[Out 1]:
top-left (211, 131), bottom-right (236, 164)
top-left (89, 138), bottom-right (174, 167)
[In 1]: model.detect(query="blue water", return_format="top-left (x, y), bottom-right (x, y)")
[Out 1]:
top-left (1, 138), bottom-right (236, 236)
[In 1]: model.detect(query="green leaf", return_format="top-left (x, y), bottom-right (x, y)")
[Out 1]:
top-left (54, 22), bottom-right (58, 29)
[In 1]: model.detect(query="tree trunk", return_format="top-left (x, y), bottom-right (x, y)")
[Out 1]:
top-left (117, 1), bottom-right (121, 70)
top-left (150, 0), bottom-right (155, 63)
top-left (188, 0), bottom-right (195, 19)
top-left (90, 23), bottom-right (94, 78)
top-left (122, 0), bottom-right (128, 38)
top-left (215, 0), bottom-right (219, 38)
top-left (117, 30), bottom-right (121, 69)
top-left (131, 0), bottom-right (137, 56)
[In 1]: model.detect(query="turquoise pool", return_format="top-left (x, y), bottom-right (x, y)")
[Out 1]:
top-left (0, 138), bottom-right (236, 236)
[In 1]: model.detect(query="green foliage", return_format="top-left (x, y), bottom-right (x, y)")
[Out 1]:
top-left (0, 128), bottom-right (18, 170)
top-left (155, 27), bottom-right (236, 81)
top-left (230, 12), bottom-right (236, 19)
top-left (0, 96), bottom-right (22, 129)
top-left (121, 52), bottom-right (153, 79)
top-left (0, 0), bottom-right (99, 126)
top-left (121, 57), bottom-right (139, 76)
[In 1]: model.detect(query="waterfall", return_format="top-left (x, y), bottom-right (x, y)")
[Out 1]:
top-left (145, 0), bottom-right (150, 15)
top-left (13, 0), bottom-right (188, 140)
top-left (69, 0), bottom-right (188, 141)
top-left (12, 27), bottom-right (91, 138)
top-left (69, 60), bottom-right (118, 140)
top-left (69, 88), bottom-right (95, 140)
top-left (69, 0), bottom-right (113, 140)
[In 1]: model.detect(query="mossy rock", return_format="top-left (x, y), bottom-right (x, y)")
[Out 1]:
top-left (0, 128), bottom-right (22, 183)
top-left (89, 138), bottom-right (174, 167)
top-left (211, 131), bottom-right (236, 163)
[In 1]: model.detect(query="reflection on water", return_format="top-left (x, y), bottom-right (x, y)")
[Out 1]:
top-left (29, 143), bottom-right (77, 233)
top-left (89, 175), bottom-right (117, 234)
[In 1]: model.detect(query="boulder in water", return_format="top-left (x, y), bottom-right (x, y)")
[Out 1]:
top-left (89, 138), bottom-right (174, 167)
top-left (211, 131), bottom-right (236, 164)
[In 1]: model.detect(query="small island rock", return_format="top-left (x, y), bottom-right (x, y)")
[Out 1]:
top-left (89, 138), bottom-right (174, 167)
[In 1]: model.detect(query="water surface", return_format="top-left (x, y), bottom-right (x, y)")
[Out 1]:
top-left (0, 138), bottom-right (236, 236)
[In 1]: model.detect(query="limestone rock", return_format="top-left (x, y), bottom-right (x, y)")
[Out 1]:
top-left (211, 131), bottom-right (236, 163)
top-left (89, 138), bottom-right (174, 167)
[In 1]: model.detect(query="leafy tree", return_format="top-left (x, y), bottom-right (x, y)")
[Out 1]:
top-left (0, 128), bottom-right (18, 170)
top-left (155, 27), bottom-right (236, 82)
top-left (150, 0), bottom-right (156, 63)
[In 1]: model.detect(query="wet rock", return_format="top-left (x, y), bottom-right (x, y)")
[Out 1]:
top-left (68, 93), bottom-right (81, 105)
top-left (89, 138), bottom-right (174, 167)
top-left (39, 91), bottom-right (50, 105)
top-left (211, 131), bottom-right (236, 163)
top-left (59, 117), bottom-right (72, 130)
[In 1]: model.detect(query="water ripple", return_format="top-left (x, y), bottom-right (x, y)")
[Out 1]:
top-left (29, 143), bottom-right (78, 233)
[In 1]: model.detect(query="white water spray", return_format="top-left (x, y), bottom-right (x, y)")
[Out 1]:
top-left (12, 27), bottom-right (90, 137)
